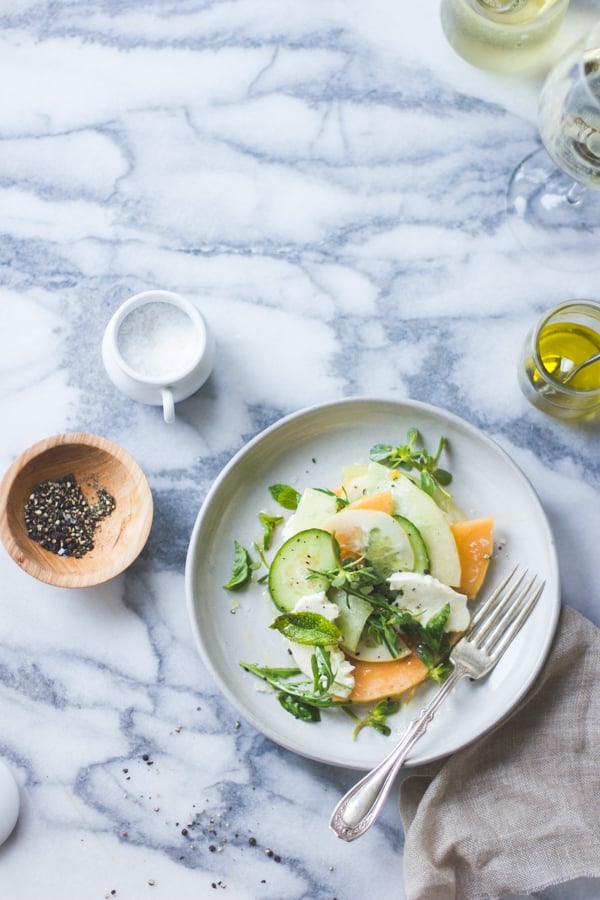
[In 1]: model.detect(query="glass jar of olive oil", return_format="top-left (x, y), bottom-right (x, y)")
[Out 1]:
top-left (518, 300), bottom-right (600, 420)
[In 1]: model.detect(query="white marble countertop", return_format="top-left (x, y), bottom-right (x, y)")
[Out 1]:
top-left (1, 2), bottom-right (599, 898)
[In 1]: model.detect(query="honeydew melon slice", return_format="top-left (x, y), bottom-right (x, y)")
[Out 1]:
top-left (329, 587), bottom-right (373, 655)
top-left (390, 477), bottom-right (461, 587)
top-left (346, 462), bottom-right (461, 587)
top-left (282, 487), bottom-right (339, 538)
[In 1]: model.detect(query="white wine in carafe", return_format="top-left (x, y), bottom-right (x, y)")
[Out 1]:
top-left (440, 0), bottom-right (569, 73)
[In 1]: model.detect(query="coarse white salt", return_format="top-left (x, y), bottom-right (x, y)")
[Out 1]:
top-left (117, 301), bottom-right (200, 379)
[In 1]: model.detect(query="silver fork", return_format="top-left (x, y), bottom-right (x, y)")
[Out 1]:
top-left (329, 565), bottom-right (545, 842)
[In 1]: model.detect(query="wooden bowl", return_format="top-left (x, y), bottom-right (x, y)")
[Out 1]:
top-left (0, 433), bottom-right (153, 588)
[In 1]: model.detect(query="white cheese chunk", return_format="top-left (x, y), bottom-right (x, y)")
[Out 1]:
top-left (388, 571), bottom-right (470, 632)
top-left (292, 592), bottom-right (339, 621)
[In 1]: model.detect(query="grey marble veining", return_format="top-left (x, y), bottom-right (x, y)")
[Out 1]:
top-left (1, 1), bottom-right (599, 898)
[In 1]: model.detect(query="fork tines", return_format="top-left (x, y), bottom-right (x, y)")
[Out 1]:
top-left (468, 565), bottom-right (545, 659)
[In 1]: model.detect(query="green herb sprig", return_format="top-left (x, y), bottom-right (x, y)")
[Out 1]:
top-left (370, 428), bottom-right (452, 498)
top-left (240, 647), bottom-right (349, 723)
top-left (346, 698), bottom-right (401, 739)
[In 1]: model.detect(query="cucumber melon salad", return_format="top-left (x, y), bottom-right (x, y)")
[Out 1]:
top-left (227, 430), bottom-right (494, 739)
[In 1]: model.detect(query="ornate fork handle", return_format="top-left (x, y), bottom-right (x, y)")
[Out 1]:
top-left (329, 665), bottom-right (464, 842)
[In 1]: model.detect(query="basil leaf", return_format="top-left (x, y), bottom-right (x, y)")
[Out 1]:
top-left (268, 484), bottom-right (301, 510)
top-left (223, 540), bottom-right (253, 590)
top-left (270, 612), bottom-right (342, 646)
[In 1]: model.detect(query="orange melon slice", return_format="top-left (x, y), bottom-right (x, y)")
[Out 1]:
top-left (450, 517), bottom-right (494, 599)
top-left (347, 653), bottom-right (429, 703)
top-left (345, 490), bottom-right (394, 515)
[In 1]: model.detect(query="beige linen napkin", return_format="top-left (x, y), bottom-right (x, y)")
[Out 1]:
top-left (399, 605), bottom-right (600, 900)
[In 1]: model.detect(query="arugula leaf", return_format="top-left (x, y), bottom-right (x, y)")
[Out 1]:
top-left (278, 693), bottom-right (321, 722)
top-left (241, 662), bottom-right (301, 679)
top-left (240, 657), bottom-right (346, 708)
top-left (311, 645), bottom-right (336, 693)
top-left (270, 612), bottom-right (342, 646)
top-left (223, 540), bottom-right (254, 590)
top-left (268, 483), bottom-right (301, 510)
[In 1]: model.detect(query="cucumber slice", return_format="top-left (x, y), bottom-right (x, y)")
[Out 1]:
top-left (329, 587), bottom-right (373, 654)
top-left (323, 507), bottom-right (414, 577)
top-left (364, 513), bottom-right (414, 578)
top-left (394, 515), bottom-right (430, 575)
top-left (268, 528), bottom-right (338, 613)
top-left (353, 462), bottom-right (461, 586)
top-left (391, 476), bottom-right (461, 586)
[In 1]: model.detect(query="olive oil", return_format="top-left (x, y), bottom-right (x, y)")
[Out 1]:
top-left (538, 322), bottom-right (600, 391)
top-left (518, 301), bottom-right (600, 420)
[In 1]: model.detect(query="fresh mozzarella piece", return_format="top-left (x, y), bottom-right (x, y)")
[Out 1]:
top-left (288, 642), bottom-right (355, 698)
top-left (282, 488), bottom-right (339, 539)
top-left (388, 571), bottom-right (470, 632)
top-left (292, 592), bottom-right (339, 621)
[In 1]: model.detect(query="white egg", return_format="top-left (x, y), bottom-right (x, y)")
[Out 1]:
top-left (0, 760), bottom-right (20, 845)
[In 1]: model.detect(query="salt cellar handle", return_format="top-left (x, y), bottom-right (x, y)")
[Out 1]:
top-left (162, 388), bottom-right (175, 424)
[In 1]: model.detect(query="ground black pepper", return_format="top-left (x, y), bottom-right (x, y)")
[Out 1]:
top-left (24, 473), bottom-right (116, 558)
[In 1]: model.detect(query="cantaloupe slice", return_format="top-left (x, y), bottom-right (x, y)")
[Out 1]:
top-left (346, 490), bottom-right (394, 515)
top-left (450, 517), bottom-right (494, 599)
top-left (347, 653), bottom-right (429, 703)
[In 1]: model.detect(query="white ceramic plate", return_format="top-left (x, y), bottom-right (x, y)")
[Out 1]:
top-left (185, 398), bottom-right (560, 770)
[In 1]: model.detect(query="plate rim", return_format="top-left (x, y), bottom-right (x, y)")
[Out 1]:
top-left (185, 396), bottom-right (560, 769)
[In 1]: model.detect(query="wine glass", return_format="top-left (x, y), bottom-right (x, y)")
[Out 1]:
top-left (440, 0), bottom-right (570, 74)
top-left (507, 22), bottom-right (600, 270)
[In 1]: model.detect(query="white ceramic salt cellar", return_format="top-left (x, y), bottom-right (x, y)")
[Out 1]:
top-left (102, 290), bottom-right (215, 423)
top-left (0, 759), bottom-right (20, 846)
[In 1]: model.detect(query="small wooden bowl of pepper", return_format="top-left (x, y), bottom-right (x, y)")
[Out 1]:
top-left (0, 433), bottom-right (153, 588)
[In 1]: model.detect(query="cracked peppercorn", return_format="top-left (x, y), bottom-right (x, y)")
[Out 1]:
top-left (24, 474), bottom-right (116, 558)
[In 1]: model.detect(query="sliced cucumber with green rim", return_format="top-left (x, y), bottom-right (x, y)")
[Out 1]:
top-left (394, 515), bottom-right (430, 575)
top-left (268, 528), bottom-right (339, 613)
top-left (329, 587), bottom-right (373, 654)
top-left (365, 515), bottom-right (414, 578)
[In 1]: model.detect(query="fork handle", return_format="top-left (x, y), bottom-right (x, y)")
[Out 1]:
top-left (329, 666), bottom-right (464, 842)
